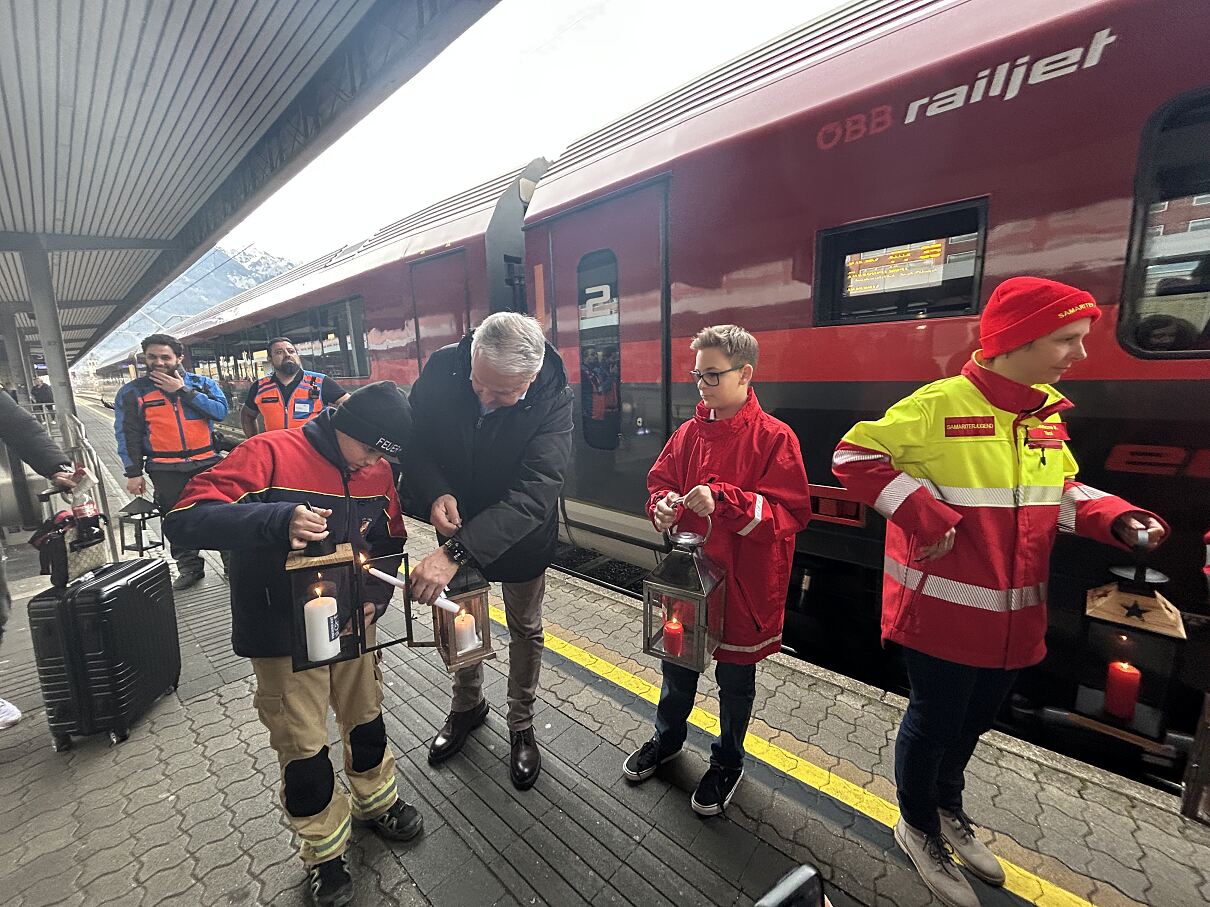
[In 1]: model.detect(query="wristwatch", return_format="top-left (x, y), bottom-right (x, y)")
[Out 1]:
top-left (442, 538), bottom-right (472, 567)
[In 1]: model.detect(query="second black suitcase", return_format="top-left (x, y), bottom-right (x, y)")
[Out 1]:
top-left (28, 558), bottom-right (180, 750)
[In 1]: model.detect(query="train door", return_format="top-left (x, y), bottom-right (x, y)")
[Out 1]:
top-left (410, 249), bottom-right (471, 369)
top-left (548, 182), bottom-right (667, 514)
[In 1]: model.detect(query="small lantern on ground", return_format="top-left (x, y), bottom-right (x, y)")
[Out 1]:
top-left (401, 562), bottom-right (495, 672)
top-left (642, 515), bottom-right (724, 672)
top-left (118, 496), bottom-right (163, 557)
top-left (1077, 535), bottom-right (1186, 738)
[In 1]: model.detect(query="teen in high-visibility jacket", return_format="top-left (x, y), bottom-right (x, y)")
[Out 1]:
top-left (834, 277), bottom-right (1167, 907)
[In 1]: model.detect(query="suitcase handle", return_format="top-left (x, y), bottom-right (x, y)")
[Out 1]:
top-left (68, 560), bottom-right (122, 587)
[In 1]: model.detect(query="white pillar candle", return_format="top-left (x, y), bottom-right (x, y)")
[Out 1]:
top-left (304, 591), bottom-right (341, 662)
top-left (453, 609), bottom-right (479, 655)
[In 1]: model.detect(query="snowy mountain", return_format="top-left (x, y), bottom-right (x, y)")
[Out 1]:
top-left (90, 245), bottom-right (298, 364)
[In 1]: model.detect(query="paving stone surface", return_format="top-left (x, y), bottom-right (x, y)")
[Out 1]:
top-left (0, 403), bottom-right (1206, 906)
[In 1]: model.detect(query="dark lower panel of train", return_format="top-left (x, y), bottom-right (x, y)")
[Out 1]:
top-left (560, 377), bottom-right (1210, 792)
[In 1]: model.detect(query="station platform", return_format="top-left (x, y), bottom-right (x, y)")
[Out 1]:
top-left (1, 399), bottom-right (1208, 907)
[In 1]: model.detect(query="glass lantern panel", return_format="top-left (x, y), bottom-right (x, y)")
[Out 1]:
top-left (288, 554), bottom-right (361, 673)
top-left (433, 583), bottom-right (494, 672)
top-left (359, 552), bottom-right (413, 656)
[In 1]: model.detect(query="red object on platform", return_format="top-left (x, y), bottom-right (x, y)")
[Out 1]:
top-left (1104, 661), bottom-right (1141, 721)
top-left (663, 616), bottom-right (684, 658)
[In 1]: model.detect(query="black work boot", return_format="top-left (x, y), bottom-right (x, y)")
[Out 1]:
top-left (509, 726), bottom-right (542, 790)
top-left (359, 799), bottom-right (424, 842)
top-left (306, 853), bottom-right (354, 907)
top-left (428, 699), bottom-right (489, 764)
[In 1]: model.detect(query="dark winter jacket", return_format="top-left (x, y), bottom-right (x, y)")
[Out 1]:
top-left (0, 392), bottom-right (72, 479)
top-left (163, 410), bottom-right (406, 658)
top-left (404, 334), bottom-right (573, 583)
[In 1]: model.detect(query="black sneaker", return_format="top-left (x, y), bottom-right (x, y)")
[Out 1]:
top-left (306, 853), bottom-right (354, 907)
top-left (690, 765), bottom-right (743, 816)
top-left (360, 799), bottom-right (424, 842)
top-left (622, 736), bottom-right (682, 782)
top-left (172, 571), bottom-right (203, 591)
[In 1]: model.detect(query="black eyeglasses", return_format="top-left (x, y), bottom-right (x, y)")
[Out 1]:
top-left (689, 367), bottom-right (742, 386)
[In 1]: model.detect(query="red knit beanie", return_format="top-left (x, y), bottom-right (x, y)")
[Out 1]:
top-left (979, 277), bottom-right (1101, 358)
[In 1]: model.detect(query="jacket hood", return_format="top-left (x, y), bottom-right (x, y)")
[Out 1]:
top-left (693, 389), bottom-right (763, 433)
top-left (302, 409), bottom-right (351, 473)
top-left (453, 332), bottom-right (568, 404)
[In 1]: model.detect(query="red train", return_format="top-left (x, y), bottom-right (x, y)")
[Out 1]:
top-left (106, 0), bottom-right (1210, 775)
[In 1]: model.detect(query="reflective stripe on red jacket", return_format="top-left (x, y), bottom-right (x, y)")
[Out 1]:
top-left (833, 355), bottom-right (1165, 670)
top-left (646, 391), bottom-right (812, 665)
top-left (252, 371), bottom-right (325, 431)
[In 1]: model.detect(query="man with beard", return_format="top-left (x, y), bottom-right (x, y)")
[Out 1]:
top-left (114, 333), bottom-right (229, 590)
top-left (242, 337), bottom-right (349, 437)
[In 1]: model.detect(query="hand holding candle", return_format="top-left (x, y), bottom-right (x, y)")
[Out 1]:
top-left (1104, 661), bottom-right (1141, 721)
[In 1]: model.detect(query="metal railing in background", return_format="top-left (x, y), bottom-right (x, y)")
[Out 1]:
top-left (65, 412), bottom-right (121, 564)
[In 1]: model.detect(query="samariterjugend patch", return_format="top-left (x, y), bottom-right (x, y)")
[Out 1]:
top-left (945, 416), bottom-right (996, 437)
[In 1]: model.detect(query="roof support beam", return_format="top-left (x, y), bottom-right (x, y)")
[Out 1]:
top-left (20, 251), bottom-right (78, 451)
top-left (0, 232), bottom-right (181, 252)
top-left (0, 300), bottom-right (119, 314)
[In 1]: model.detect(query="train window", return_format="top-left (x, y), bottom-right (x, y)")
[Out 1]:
top-left (275, 298), bottom-right (370, 377)
top-left (577, 250), bottom-right (621, 451)
top-left (1122, 91), bottom-right (1210, 358)
top-left (815, 200), bottom-right (986, 325)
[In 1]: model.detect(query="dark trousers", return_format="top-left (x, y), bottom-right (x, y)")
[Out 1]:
top-left (148, 465), bottom-right (213, 575)
top-left (654, 660), bottom-right (756, 771)
top-left (895, 647), bottom-right (1019, 835)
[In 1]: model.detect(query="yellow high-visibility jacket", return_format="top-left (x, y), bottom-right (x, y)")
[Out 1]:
top-left (833, 356), bottom-right (1160, 669)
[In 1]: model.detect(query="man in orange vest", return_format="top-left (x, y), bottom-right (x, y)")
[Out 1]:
top-left (834, 277), bottom-right (1166, 907)
top-left (241, 337), bottom-right (348, 437)
top-left (115, 333), bottom-right (229, 590)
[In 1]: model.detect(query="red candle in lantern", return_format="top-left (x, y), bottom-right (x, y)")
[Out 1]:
top-left (662, 616), bottom-right (684, 658)
top-left (1104, 661), bottom-right (1141, 721)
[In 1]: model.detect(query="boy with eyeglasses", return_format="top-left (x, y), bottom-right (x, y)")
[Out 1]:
top-left (622, 324), bottom-right (812, 814)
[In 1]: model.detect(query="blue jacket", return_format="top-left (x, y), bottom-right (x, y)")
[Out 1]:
top-left (114, 372), bottom-right (228, 476)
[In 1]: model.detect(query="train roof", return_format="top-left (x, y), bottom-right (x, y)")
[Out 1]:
top-left (526, 0), bottom-right (1106, 221)
top-left (170, 159), bottom-right (546, 344)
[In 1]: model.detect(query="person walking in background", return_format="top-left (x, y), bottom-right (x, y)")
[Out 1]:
top-left (406, 312), bottom-right (572, 791)
top-left (241, 337), bottom-right (348, 437)
top-left (623, 325), bottom-right (812, 815)
top-left (0, 392), bottom-right (76, 729)
top-left (114, 333), bottom-right (228, 590)
top-left (31, 376), bottom-right (54, 406)
top-left (833, 277), bottom-right (1167, 907)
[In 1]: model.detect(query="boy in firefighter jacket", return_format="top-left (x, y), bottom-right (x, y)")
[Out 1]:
top-left (622, 325), bottom-right (812, 815)
top-left (114, 333), bottom-right (229, 590)
top-left (164, 382), bottom-right (422, 907)
top-left (833, 277), bottom-right (1166, 907)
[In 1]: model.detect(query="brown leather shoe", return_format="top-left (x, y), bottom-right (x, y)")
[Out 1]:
top-left (428, 700), bottom-right (488, 764)
top-left (509, 727), bottom-right (541, 790)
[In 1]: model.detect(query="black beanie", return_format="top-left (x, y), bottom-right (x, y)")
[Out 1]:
top-left (330, 381), bottom-right (412, 456)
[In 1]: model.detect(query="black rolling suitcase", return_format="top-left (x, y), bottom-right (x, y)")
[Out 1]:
top-left (28, 559), bottom-right (180, 750)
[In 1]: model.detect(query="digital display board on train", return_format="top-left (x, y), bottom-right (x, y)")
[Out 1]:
top-left (844, 239), bottom-right (947, 297)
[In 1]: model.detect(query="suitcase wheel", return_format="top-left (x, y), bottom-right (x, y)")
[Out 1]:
top-left (109, 729), bottom-right (129, 746)
top-left (52, 734), bottom-right (72, 752)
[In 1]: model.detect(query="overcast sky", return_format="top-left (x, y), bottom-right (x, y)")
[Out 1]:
top-left (220, 0), bottom-right (841, 261)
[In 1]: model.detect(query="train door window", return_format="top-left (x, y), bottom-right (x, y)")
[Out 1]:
top-left (275, 299), bottom-right (370, 377)
top-left (1122, 91), bottom-right (1210, 357)
top-left (577, 250), bottom-right (620, 451)
top-left (815, 200), bottom-right (987, 325)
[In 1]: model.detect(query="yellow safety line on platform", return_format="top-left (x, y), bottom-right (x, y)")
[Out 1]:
top-left (490, 604), bottom-right (1094, 907)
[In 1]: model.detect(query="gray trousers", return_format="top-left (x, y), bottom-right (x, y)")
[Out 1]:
top-left (451, 573), bottom-right (545, 731)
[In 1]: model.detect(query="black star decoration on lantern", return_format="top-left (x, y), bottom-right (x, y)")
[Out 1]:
top-left (1122, 601), bottom-right (1149, 620)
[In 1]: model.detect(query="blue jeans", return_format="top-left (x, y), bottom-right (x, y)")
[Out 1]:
top-left (895, 647), bottom-right (1019, 835)
top-left (654, 660), bottom-right (756, 770)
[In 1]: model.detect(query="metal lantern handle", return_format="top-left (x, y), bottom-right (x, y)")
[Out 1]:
top-left (666, 512), bottom-right (712, 546)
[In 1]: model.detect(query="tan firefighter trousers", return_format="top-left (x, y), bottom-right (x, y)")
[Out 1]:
top-left (251, 650), bottom-right (397, 864)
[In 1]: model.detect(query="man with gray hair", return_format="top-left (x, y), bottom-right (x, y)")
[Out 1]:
top-left (407, 312), bottom-right (572, 790)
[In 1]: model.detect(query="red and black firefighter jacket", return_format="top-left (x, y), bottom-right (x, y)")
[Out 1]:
top-left (114, 372), bottom-right (228, 477)
top-left (833, 355), bottom-right (1166, 670)
top-left (164, 410), bottom-right (406, 658)
top-left (646, 391), bottom-right (813, 665)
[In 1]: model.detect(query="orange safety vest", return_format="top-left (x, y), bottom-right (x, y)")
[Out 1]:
top-left (139, 388), bottom-right (219, 466)
top-left (252, 372), bottom-right (325, 432)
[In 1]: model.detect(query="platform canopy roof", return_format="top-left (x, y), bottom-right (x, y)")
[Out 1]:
top-left (0, 0), bottom-right (498, 364)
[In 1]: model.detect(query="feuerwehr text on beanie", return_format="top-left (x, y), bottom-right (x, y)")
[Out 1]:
top-left (330, 381), bottom-right (412, 455)
top-left (979, 277), bottom-right (1101, 358)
